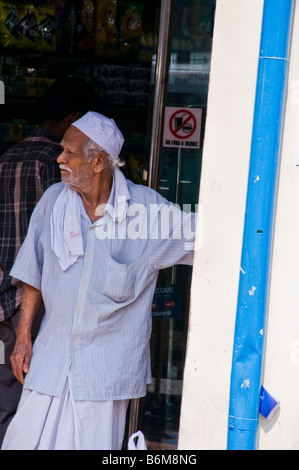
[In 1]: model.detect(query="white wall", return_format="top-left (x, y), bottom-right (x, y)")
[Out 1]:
top-left (178, 0), bottom-right (264, 450)
top-left (258, 1), bottom-right (299, 450)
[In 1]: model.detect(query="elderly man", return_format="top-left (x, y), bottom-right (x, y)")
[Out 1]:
top-left (1, 111), bottom-right (196, 450)
top-left (0, 78), bottom-right (101, 447)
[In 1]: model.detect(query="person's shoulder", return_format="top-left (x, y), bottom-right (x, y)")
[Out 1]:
top-left (42, 181), bottom-right (65, 198)
top-left (30, 182), bottom-right (65, 222)
top-left (37, 182), bottom-right (65, 207)
top-left (127, 180), bottom-right (167, 205)
top-left (0, 142), bottom-right (22, 162)
top-left (0, 138), bottom-right (61, 164)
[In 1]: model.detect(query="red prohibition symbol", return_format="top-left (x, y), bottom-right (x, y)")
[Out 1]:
top-left (169, 109), bottom-right (197, 140)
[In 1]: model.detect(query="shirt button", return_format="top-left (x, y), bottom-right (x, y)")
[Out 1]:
top-left (86, 253), bottom-right (91, 258)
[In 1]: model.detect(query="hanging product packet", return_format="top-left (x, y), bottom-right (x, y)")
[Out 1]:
top-left (0, 1), bottom-right (20, 48)
top-left (36, 4), bottom-right (57, 51)
top-left (18, 4), bottom-right (38, 49)
top-left (118, 0), bottom-right (144, 42)
top-left (78, 0), bottom-right (94, 51)
top-left (94, 0), bottom-right (118, 56)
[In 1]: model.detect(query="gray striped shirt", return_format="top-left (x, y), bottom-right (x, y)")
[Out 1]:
top-left (10, 174), bottom-right (195, 401)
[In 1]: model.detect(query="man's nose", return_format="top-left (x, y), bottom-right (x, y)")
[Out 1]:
top-left (57, 150), bottom-right (67, 164)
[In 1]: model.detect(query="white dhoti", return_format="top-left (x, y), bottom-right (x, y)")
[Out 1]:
top-left (1, 376), bottom-right (129, 450)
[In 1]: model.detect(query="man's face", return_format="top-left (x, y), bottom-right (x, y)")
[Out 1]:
top-left (57, 126), bottom-right (93, 189)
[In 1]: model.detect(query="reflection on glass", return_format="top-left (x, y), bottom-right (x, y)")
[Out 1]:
top-left (140, 0), bottom-right (216, 451)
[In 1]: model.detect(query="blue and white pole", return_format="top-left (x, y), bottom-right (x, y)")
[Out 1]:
top-left (227, 0), bottom-right (294, 451)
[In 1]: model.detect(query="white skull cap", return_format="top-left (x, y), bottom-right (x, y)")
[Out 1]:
top-left (72, 111), bottom-right (124, 158)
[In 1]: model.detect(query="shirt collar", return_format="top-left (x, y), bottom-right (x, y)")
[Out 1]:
top-left (104, 168), bottom-right (131, 223)
top-left (79, 168), bottom-right (131, 225)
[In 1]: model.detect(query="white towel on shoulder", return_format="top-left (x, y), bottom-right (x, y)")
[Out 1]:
top-left (50, 185), bottom-right (84, 272)
top-left (50, 169), bottom-right (130, 272)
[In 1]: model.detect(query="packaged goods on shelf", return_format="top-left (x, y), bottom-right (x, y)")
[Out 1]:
top-left (131, 65), bottom-right (150, 80)
top-left (104, 89), bottom-right (129, 104)
top-left (5, 84), bottom-right (50, 97)
top-left (3, 67), bottom-right (55, 97)
top-left (129, 78), bottom-right (148, 93)
top-left (93, 0), bottom-right (150, 59)
top-left (118, 0), bottom-right (143, 42)
top-left (0, 1), bottom-right (64, 52)
top-left (0, 120), bottom-right (38, 142)
top-left (98, 63), bottom-right (131, 78)
top-left (129, 91), bottom-right (147, 106)
top-left (1, 49), bottom-right (151, 103)
top-left (78, 0), bottom-right (94, 51)
top-left (0, 0), bottom-right (153, 61)
top-left (72, 62), bottom-right (150, 105)
top-left (0, 54), bottom-right (20, 65)
top-left (63, 0), bottom-right (95, 54)
top-left (106, 77), bottom-right (129, 91)
top-left (0, 1), bottom-right (57, 51)
top-left (94, 0), bottom-right (118, 56)
top-left (18, 4), bottom-right (38, 49)
top-left (0, 2), bottom-right (19, 48)
top-left (36, 4), bottom-right (57, 51)
top-left (100, 64), bottom-right (149, 105)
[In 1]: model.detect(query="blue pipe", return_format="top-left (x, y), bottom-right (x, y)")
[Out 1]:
top-left (227, 0), bottom-right (294, 451)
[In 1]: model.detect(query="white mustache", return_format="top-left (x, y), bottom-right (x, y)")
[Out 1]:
top-left (59, 165), bottom-right (72, 174)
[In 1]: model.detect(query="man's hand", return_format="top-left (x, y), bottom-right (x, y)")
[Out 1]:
top-left (10, 283), bottom-right (42, 384)
top-left (10, 334), bottom-right (32, 385)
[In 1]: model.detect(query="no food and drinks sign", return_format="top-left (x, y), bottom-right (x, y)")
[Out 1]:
top-left (163, 106), bottom-right (202, 149)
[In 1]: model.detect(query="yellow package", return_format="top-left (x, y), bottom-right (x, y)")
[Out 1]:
top-left (78, 0), bottom-right (94, 51)
top-left (0, 2), bottom-right (20, 48)
top-left (18, 4), bottom-right (38, 49)
top-left (82, 0), bottom-right (94, 34)
top-left (118, 0), bottom-right (143, 42)
top-left (36, 4), bottom-right (56, 51)
top-left (94, 0), bottom-right (117, 55)
top-left (127, 151), bottom-right (144, 184)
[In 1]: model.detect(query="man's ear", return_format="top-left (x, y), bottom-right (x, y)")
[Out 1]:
top-left (93, 151), bottom-right (108, 173)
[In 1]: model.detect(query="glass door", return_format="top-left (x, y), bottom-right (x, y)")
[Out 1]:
top-left (138, 0), bottom-right (216, 451)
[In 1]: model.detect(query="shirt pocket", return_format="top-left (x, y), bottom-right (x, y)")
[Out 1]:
top-left (102, 256), bottom-right (137, 303)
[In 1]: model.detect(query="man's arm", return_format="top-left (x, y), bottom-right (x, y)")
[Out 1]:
top-left (149, 201), bottom-right (196, 270)
top-left (10, 283), bottom-right (42, 385)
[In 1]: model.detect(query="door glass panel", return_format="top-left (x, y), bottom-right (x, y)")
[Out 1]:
top-left (140, 0), bottom-right (216, 450)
